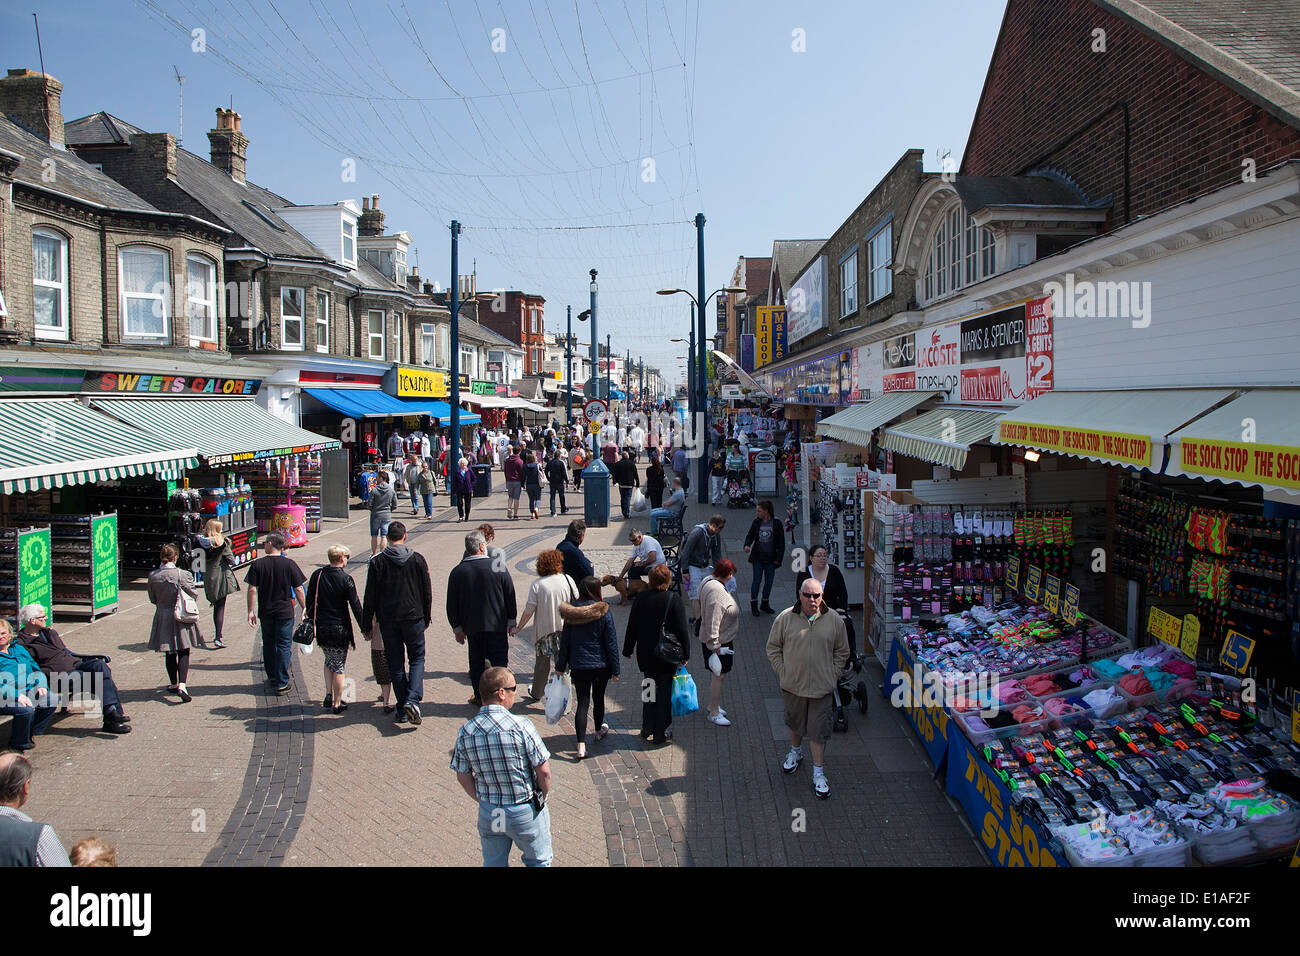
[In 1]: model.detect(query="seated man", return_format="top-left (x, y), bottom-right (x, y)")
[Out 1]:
top-left (17, 604), bottom-right (130, 735)
top-left (613, 528), bottom-right (666, 604)
top-left (649, 476), bottom-right (688, 535)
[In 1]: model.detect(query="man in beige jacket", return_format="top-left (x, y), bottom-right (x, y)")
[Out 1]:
top-left (765, 577), bottom-right (848, 799)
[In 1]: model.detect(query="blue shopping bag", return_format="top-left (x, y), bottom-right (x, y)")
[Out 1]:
top-left (671, 665), bottom-right (699, 717)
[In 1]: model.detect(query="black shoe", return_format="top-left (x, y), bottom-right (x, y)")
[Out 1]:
top-left (761, 602), bottom-right (775, 614)
top-left (332, 703), bottom-right (348, 715)
top-left (322, 694), bottom-right (333, 709)
top-left (274, 684), bottom-right (290, 697)
top-left (751, 601), bottom-right (760, 617)
top-left (102, 719), bottom-right (132, 735)
top-left (394, 709), bottom-right (408, 724)
top-left (404, 702), bottom-right (422, 726)
top-left (178, 686), bottom-right (193, 703)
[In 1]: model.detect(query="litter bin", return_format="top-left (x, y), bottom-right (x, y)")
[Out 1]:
top-left (472, 464), bottom-right (492, 498)
top-left (582, 458), bottom-right (611, 528)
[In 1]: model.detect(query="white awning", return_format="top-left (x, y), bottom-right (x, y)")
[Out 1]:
top-left (815, 391), bottom-right (939, 447)
top-left (1167, 389), bottom-right (1300, 494)
top-left (991, 389), bottom-right (1235, 470)
top-left (710, 349), bottom-right (768, 394)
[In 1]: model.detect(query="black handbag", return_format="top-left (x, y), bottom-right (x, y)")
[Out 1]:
top-left (652, 596), bottom-right (687, 665)
top-left (292, 570), bottom-right (319, 646)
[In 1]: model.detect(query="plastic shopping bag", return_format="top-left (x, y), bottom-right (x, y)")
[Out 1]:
top-left (671, 665), bottom-right (699, 717)
top-left (544, 672), bottom-right (570, 725)
top-left (298, 639), bottom-right (314, 656)
top-left (708, 652), bottom-right (722, 677)
top-left (630, 487), bottom-right (648, 513)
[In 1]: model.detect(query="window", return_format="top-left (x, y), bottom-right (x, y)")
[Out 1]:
top-left (186, 255), bottom-right (218, 343)
top-left (32, 229), bottom-right (69, 340)
top-left (395, 250), bottom-right (407, 285)
top-left (119, 246), bottom-right (170, 340)
top-left (921, 204), bottom-right (996, 304)
top-left (341, 220), bottom-right (356, 266)
top-left (838, 250), bottom-right (858, 318)
top-left (367, 309), bottom-right (385, 360)
top-left (530, 308), bottom-right (539, 334)
top-left (460, 345), bottom-right (476, 378)
top-left (315, 291), bottom-right (330, 352)
top-left (281, 287), bottom-right (305, 350)
top-left (867, 222), bottom-right (893, 303)
top-left (421, 323), bottom-right (437, 366)
top-left (438, 325), bottom-right (450, 367)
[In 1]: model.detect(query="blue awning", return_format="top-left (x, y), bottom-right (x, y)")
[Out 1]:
top-left (303, 388), bottom-right (479, 425)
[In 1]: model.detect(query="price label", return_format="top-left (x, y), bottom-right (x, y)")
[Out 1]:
top-left (1147, 606), bottom-right (1182, 647)
top-left (1043, 574), bottom-right (1061, 615)
top-left (1180, 614), bottom-right (1201, 659)
top-left (1024, 564), bottom-right (1042, 601)
top-left (1292, 690), bottom-right (1300, 747)
top-left (1062, 583), bottom-right (1081, 625)
top-left (1218, 628), bottom-right (1255, 674)
top-left (1006, 554), bottom-right (1021, 591)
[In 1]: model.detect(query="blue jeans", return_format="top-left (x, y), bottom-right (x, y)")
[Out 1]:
top-left (261, 617), bottom-right (294, 687)
top-left (750, 560), bottom-right (777, 601)
top-left (549, 485), bottom-right (566, 515)
top-left (381, 617), bottom-right (426, 709)
top-left (618, 486), bottom-right (633, 518)
top-left (648, 507), bottom-right (673, 534)
top-left (423, 492), bottom-right (434, 517)
top-left (0, 699), bottom-right (57, 749)
top-left (477, 800), bottom-right (552, 867)
top-left (409, 485), bottom-right (420, 511)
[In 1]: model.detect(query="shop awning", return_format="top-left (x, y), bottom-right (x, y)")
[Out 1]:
top-left (304, 387), bottom-right (429, 419)
top-left (0, 398), bottom-right (199, 494)
top-left (815, 391), bottom-right (939, 446)
top-left (1167, 389), bottom-right (1300, 494)
top-left (90, 397), bottom-right (341, 467)
top-left (991, 389), bottom-right (1235, 470)
top-left (880, 407), bottom-right (1006, 470)
top-left (463, 393), bottom-right (512, 409)
top-left (710, 349), bottom-right (769, 395)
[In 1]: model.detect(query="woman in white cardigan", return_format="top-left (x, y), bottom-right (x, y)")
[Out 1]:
top-left (512, 549), bottom-right (579, 700)
top-left (699, 559), bottom-right (740, 727)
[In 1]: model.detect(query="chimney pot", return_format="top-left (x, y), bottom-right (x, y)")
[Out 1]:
top-left (362, 197), bottom-right (369, 210)
top-left (372, 193), bottom-right (379, 206)
top-left (208, 107), bottom-right (249, 183)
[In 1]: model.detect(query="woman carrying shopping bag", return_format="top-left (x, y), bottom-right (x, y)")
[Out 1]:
top-left (699, 559), bottom-right (740, 727)
top-left (622, 564), bottom-right (690, 745)
top-left (556, 576), bottom-right (620, 760)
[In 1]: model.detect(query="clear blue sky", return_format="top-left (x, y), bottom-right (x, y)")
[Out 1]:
top-left (1, 0), bottom-right (1006, 386)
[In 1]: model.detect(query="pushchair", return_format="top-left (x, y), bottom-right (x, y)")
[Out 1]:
top-left (726, 468), bottom-right (754, 508)
top-left (832, 609), bottom-right (868, 731)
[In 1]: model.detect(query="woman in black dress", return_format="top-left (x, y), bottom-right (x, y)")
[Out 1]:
top-left (304, 543), bottom-right (364, 714)
top-left (622, 564), bottom-right (690, 744)
top-left (645, 457), bottom-right (667, 510)
top-left (523, 450), bottom-right (543, 520)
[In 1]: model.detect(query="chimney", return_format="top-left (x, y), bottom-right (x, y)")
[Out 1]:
top-left (358, 192), bottom-right (385, 236)
top-left (0, 69), bottom-right (64, 147)
top-left (135, 132), bottom-right (178, 180)
top-left (207, 107), bottom-right (248, 183)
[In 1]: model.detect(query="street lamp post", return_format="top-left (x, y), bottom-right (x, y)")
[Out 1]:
top-left (589, 270), bottom-right (598, 457)
top-left (565, 304), bottom-right (573, 426)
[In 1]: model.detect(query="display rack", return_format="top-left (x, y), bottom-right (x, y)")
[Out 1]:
top-left (816, 467), bottom-right (867, 605)
top-left (236, 455), bottom-right (322, 535)
top-left (0, 525), bottom-right (51, 623)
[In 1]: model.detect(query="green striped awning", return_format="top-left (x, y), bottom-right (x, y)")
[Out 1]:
top-left (880, 407), bottom-right (1007, 470)
top-left (0, 398), bottom-right (199, 494)
top-left (91, 397), bottom-right (341, 467)
top-left (815, 391), bottom-right (939, 446)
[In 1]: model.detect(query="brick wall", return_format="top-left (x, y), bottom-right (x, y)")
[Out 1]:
top-left (961, 0), bottom-right (1300, 223)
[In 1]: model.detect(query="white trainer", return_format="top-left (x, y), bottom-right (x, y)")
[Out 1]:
top-left (782, 748), bottom-right (803, 774)
top-left (813, 771), bottom-right (830, 799)
top-left (708, 712), bottom-right (731, 727)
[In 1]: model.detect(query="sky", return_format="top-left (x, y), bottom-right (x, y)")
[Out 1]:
top-left (1, 0), bottom-right (1006, 386)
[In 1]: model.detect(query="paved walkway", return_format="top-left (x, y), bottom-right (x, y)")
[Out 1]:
top-left (19, 465), bottom-right (985, 866)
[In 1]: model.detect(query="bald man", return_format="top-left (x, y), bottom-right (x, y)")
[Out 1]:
top-left (0, 753), bottom-right (70, 866)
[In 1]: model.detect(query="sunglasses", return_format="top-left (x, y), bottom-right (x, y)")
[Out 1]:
top-left (503, 686), bottom-right (517, 693)
top-left (800, 591), bottom-right (822, 598)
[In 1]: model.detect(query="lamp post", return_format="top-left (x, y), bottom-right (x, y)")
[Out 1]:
top-left (657, 278), bottom-right (747, 502)
top-left (565, 304), bottom-right (573, 426)
top-left (449, 220), bottom-right (461, 480)
top-left (589, 270), bottom-right (598, 457)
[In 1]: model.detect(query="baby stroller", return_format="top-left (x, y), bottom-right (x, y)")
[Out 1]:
top-left (832, 609), bottom-right (868, 732)
top-left (726, 468), bottom-right (754, 508)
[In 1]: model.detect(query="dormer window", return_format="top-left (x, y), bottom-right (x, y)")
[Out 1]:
top-left (922, 203), bottom-right (996, 304)
top-left (341, 219), bottom-right (356, 267)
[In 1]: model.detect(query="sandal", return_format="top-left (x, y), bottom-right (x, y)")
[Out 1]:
top-left (595, 724), bottom-right (610, 741)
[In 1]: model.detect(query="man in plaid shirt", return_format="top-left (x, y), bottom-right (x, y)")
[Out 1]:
top-left (451, 667), bottom-right (553, 866)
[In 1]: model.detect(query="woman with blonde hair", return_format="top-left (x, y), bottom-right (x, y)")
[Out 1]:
top-left (195, 518), bottom-right (239, 649)
top-left (304, 544), bottom-right (364, 714)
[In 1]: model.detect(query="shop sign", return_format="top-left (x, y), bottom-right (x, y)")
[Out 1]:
top-left (1043, 574), bottom-right (1061, 615)
top-left (721, 384), bottom-right (743, 400)
top-left (1006, 554), bottom-right (1021, 591)
top-left (1062, 583), bottom-right (1081, 625)
top-left (1180, 613), bottom-right (1201, 659)
top-left (1179, 439), bottom-right (1300, 492)
top-left (1023, 564), bottom-right (1042, 601)
top-left (205, 441), bottom-right (337, 466)
top-left (770, 307), bottom-right (787, 364)
top-left (486, 361), bottom-right (502, 373)
top-left (85, 371), bottom-right (260, 395)
top-left (739, 335), bottom-right (756, 373)
top-left (995, 420), bottom-right (1151, 468)
top-left (886, 643), bottom-right (951, 769)
top-left (1147, 606), bottom-right (1182, 647)
top-left (91, 514), bottom-right (118, 612)
top-left (457, 373), bottom-right (470, 391)
top-left (18, 527), bottom-right (51, 623)
top-left (768, 351), bottom-right (850, 406)
top-left (0, 367), bottom-right (86, 392)
top-left (471, 380), bottom-right (497, 395)
top-left (395, 365), bottom-right (448, 399)
top-left (787, 256), bottom-right (827, 344)
top-left (755, 306), bottom-right (789, 368)
top-left (1218, 629), bottom-right (1255, 675)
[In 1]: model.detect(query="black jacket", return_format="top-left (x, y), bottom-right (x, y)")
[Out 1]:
top-left (611, 457), bottom-right (640, 488)
top-left (645, 464), bottom-right (666, 496)
top-left (622, 588), bottom-right (690, 675)
top-left (523, 461), bottom-right (542, 489)
top-left (744, 517), bottom-right (786, 565)
top-left (545, 458), bottom-right (568, 487)
top-left (557, 537), bottom-right (594, 587)
top-left (680, 523), bottom-right (722, 569)
top-left (306, 565), bottom-right (364, 648)
top-left (361, 545), bottom-right (432, 631)
top-left (556, 600), bottom-right (620, 675)
top-left (794, 565), bottom-right (848, 613)
top-left (446, 554), bottom-right (517, 634)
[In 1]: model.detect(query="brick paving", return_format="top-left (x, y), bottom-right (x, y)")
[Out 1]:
top-left (16, 463), bottom-right (985, 866)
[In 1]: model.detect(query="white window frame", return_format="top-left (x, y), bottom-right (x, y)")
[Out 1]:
top-left (341, 219), bottom-right (356, 267)
top-left (420, 323), bottom-right (437, 366)
top-left (118, 246), bottom-right (171, 341)
top-left (367, 309), bottom-right (385, 360)
top-left (32, 228), bottom-right (69, 341)
top-left (838, 250), bottom-right (858, 318)
top-left (866, 221), bottom-right (893, 304)
top-left (459, 345), bottom-right (476, 379)
top-left (921, 203), bottom-right (996, 305)
top-left (280, 286), bottom-right (305, 351)
top-left (315, 290), bottom-right (330, 353)
top-left (186, 254), bottom-right (218, 344)
top-left (438, 325), bottom-right (450, 368)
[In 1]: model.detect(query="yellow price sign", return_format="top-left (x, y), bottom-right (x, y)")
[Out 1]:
top-left (1006, 555), bottom-right (1021, 591)
top-left (1218, 629), bottom-right (1255, 674)
top-left (1043, 574), bottom-right (1061, 615)
top-left (1291, 690), bottom-right (1299, 747)
top-left (1180, 614), bottom-right (1201, 659)
top-left (1024, 565), bottom-right (1042, 601)
top-left (1062, 583), bottom-right (1081, 625)
top-left (1147, 606), bottom-right (1182, 647)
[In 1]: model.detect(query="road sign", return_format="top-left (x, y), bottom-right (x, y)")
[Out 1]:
top-left (583, 399), bottom-right (608, 423)
top-left (582, 379), bottom-right (610, 400)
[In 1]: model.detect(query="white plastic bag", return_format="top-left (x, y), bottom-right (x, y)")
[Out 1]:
top-left (298, 640), bottom-right (314, 656)
top-left (708, 652), bottom-right (722, 676)
top-left (630, 487), bottom-right (648, 512)
top-left (544, 672), bottom-right (570, 725)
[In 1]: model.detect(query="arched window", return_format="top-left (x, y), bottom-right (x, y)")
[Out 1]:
top-left (33, 228), bottom-right (69, 340)
top-left (119, 245), bottom-right (171, 341)
top-left (922, 204), bottom-right (996, 303)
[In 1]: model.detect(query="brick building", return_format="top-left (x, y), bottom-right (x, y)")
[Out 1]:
top-left (473, 291), bottom-right (547, 374)
top-left (720, 254), bottom-right (770, 358)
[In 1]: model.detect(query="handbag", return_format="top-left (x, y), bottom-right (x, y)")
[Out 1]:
top-left (292, 569), bottom-right (320, 646)
top-left (174, 572), bottom-right (200, 624)
top-left (652, 596), bottom-right (687, 665)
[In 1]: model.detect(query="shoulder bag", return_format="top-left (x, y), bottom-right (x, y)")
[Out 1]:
top-left (174, 570), bottom-right (200, 624)
top-left (652, 593), bottom-right (687, 665)
top-left (293, 568), bottom-right (320, 646)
